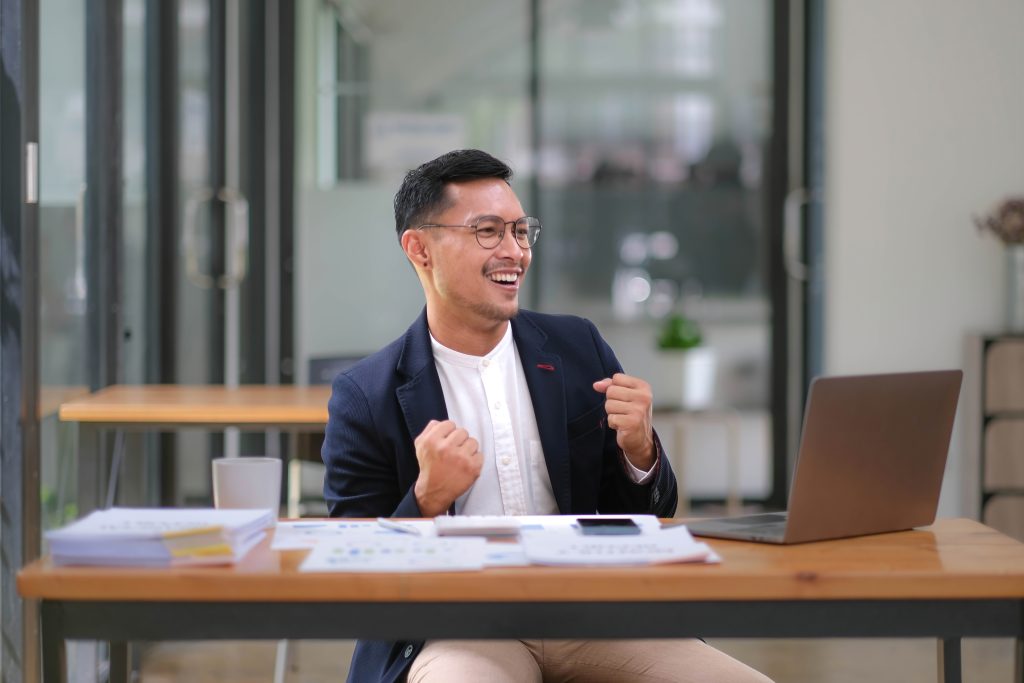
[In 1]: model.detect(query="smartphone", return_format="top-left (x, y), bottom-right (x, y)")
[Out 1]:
top-left (575, 517), bottom-right (642, 535)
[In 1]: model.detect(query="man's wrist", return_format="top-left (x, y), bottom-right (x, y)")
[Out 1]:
top-left (623, 440), bottom-right (657, 471)
top-left (413, 481), bottom-right (449, 517)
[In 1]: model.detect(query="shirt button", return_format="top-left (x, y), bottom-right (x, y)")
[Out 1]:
top-left (482, 359), bottom-right (490, 368)
top-left (501, 456), bottom-right (511, 466)
top-left (494, 401), bottom-right (502, 409)
top-left (403, 645), bottom-right (414, 658)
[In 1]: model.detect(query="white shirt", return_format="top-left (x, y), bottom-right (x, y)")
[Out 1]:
top-left (430, 324), bottom-right (654, 516)
top-left (431, 325), bottom-right (558, 515)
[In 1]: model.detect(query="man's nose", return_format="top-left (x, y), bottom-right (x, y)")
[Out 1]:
top-left (494, 225), bottom-right (524, 258)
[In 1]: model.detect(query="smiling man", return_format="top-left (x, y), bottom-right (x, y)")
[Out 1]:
top-left (321, 149), bottom-right (771, 683)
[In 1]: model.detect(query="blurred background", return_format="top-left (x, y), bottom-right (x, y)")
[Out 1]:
top-left (2, 0), bottom-right (1022, 680)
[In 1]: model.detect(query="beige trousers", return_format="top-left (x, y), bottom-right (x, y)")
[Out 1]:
top-left (407, 638), bottom-right (773, 683)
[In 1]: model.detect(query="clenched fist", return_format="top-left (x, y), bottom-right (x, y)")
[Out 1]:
top-left (412, 419), bottom-right (483, 517)
top-left (593, 373), bottom-right (656, 471)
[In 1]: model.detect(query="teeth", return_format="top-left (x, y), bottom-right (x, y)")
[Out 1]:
top-left (489, 273), bottom-right (518, 284)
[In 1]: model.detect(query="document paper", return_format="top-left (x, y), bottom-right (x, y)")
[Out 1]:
top-left (522, 526), bottom-right (717, 566)
top-left (300, 536), bottom-right (487, 572)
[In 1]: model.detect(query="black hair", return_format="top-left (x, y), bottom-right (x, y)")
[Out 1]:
top-left (393, 149), bottom-right (513, 241)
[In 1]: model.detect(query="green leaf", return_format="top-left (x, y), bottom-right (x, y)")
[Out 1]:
top-left (657, 314), bottom-right (702, 350)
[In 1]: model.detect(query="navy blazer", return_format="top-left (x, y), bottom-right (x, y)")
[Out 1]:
top-left (321, 308), bottom-right (678, 683)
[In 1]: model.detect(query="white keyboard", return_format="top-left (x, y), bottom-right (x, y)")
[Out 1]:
top-left (433, 516), bottom-right (521, 537)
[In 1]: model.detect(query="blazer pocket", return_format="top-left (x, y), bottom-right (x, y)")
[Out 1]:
top-left (567, 402), bottom-right (606, 441)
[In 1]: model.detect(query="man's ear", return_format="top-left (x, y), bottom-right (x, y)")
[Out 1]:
top-left (401, 229), bottom-right (430, 268)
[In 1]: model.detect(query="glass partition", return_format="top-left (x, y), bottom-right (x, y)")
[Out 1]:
top-left (298, 0), bottom-right (774, 502)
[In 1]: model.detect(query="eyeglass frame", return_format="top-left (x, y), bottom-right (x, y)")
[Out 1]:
top-left (416, 215), bottom-right (541, 250)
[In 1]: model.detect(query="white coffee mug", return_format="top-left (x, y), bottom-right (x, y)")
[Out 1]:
top-left (212, 456), bottom-right (282, 513)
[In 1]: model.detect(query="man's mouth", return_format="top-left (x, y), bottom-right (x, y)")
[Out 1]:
top-left (488, 272), bottom-right (519, 285)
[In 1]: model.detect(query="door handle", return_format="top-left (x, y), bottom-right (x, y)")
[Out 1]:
top-left (783, 187), bottom-right (813, 282)
top-left (182, 186), bottom-right (249, 289)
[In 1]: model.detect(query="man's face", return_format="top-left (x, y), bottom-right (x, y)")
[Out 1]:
top-left (422, 178), bottom-right (532, 328)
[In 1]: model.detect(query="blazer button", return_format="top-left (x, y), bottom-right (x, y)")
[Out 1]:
top-left (403, 645), bottom-right (414, 659)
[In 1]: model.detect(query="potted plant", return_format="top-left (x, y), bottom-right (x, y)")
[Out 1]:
top-left (975, 197), bottom-right (1024, 332)
top-left (655, 313), bottom-right (716, 410)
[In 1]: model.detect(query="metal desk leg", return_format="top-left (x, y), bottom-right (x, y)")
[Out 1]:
top-left (76, 424), bottom-right (102, 516)
top-left (55, 419), bottom-right (77, 525)
top-left (41, 602), bottom-right (66, 683)
top-left (109, 642), bottom-right (129, 683)
top-left (104, 431), bottom-right (126, 509)
top-left (937, 638), bottom-right (961, 683)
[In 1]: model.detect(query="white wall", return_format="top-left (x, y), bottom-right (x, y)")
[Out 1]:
top-left (825, 1), bottom-right (1024, 516)
top-left (295, 184), bottom-right (424, 384)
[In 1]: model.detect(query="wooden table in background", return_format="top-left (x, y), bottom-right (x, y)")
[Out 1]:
top-left (18, 519), bottom-right (1024, 683)
top-left (58, 385), bottom-right (332, 516)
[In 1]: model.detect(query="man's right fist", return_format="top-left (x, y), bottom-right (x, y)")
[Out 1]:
top-left (412, 419), bottom-right (483, 517)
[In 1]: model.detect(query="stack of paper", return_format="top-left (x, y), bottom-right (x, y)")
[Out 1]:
top-left (46, 507), bottom-right (274, 567)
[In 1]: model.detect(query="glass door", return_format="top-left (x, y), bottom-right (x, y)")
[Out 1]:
top-left (173, 0), bottom-right (292, 504)
top-left (536, 0), bottom-right (778, 510)
top-left (37, 0), bottom-right (90, 535)
top-left (37, 0), bottom-right (152, 523)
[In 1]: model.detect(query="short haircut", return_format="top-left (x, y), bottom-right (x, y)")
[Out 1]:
top-left (393, 149), bottom-right (513, 241)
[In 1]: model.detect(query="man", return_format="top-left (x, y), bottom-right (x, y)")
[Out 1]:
top-left (322, 149), bottom-right (772, 683)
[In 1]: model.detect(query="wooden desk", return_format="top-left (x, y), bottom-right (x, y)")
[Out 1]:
top-left (18, 519), bottom-right (1024, 683)
top-left (58, 385), bottom-right (332, 516)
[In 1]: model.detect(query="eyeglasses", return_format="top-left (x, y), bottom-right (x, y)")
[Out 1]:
top-left (417, 215), bottom-right (541, 250)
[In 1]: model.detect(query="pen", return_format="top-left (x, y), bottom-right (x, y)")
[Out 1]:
top-left (376, 517), bottom-right (423, 536)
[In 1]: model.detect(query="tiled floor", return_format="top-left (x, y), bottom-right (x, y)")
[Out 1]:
top-left (139, 637), bottom-right (1017, 682)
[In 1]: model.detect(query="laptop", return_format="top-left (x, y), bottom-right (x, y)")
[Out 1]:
top-left (687, 370), bottom-right (963, 544)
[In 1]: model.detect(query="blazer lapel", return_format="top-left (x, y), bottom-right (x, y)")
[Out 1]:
top-left (395, 309), bottom-right (448, 442)
top-left (512, 314), bottom-right (571, 513)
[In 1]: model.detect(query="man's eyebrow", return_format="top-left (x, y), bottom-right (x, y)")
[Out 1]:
top-left (469, 213), bottom-right (527, 223)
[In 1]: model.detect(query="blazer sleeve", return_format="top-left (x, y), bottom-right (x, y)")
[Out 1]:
top-left (321, 373), bottom-right (422, 519)
top-left (586, 319), bottom-right (678, 518)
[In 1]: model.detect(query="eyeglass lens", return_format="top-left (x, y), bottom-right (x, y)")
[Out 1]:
top-left (475, 217), bottom-right (541, 249)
